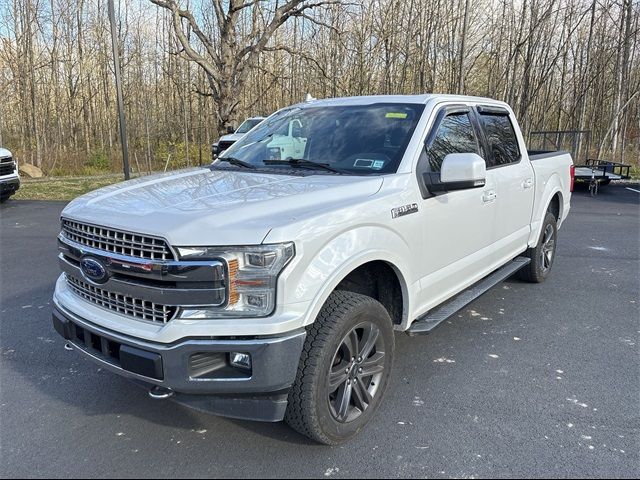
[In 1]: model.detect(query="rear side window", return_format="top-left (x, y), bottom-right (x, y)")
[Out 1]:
top-left (479, 113), bottom-right (520, 167)
top-left (427, 113), bottom-right (479, 172)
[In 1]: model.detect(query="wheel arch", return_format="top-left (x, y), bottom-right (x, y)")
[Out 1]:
top-left (547, 191), bottom-right (563, 223)
top-left (300, 251), bottom-right (412, 330)
top-left (528, 174), bottom-right (564, 248)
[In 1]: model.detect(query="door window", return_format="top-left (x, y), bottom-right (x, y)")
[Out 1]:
top-left (427, 113), bottom-right (480, 172)
top-left (479, 113), bottom-right (521, 167)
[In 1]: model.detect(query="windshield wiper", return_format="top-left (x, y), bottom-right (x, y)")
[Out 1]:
top-left (263, 158), bottom-right (344, 174)
top-left (217, 156), bottom-right (256, 169)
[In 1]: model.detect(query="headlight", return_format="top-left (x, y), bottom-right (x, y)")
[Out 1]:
top-left (176, 243), bottom-right (295, 319)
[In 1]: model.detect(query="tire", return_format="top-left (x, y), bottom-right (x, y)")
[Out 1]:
top-left (0, 194), bottom-right (10, 204)
top-left (517, 211), bottom-right (558, 283)
top-left (285, 291), bottom-right (395, 445)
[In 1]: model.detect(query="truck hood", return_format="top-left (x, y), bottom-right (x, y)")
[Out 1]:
top-left (62, 168), bottom-right (383, 246)
top-left (218, 133), bottom-right (243, 143)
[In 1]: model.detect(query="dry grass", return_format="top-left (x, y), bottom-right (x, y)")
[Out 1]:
top-left (14, 174), bottom-right (131, 201)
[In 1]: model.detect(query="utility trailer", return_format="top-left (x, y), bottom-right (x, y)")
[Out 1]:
top-left (528, 130), bottom-right (632, 196)
top-left (574, 159), bottom-right (632, 196)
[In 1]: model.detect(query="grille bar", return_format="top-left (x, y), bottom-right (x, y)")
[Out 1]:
top-left (61, 219), bottom-right (174, 261)
top-left (66, 275), bottom-right (177, 324)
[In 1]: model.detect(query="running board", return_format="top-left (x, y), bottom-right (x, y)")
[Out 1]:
top-left (406, 256), bottom-right (531, 337)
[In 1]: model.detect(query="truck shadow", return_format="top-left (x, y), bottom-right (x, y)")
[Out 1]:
top-left (571, 182), bottom-right (640, 206)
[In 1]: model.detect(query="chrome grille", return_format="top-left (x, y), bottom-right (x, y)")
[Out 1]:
top-left (61, 219), bottom-right (174, 261)
top-left (65, 274), bottom-right (177, 324)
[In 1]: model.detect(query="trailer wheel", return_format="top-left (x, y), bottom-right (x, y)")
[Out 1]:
top-left (518, 212), bottom-right (558, 283)
top-left (285, 291), bottom-right (395, 445)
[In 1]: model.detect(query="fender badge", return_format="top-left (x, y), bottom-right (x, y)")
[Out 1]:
top-left (391, 203), bottom-right (419, 218)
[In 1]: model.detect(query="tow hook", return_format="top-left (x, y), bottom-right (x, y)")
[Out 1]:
top-left (148, 386), bottom-right (174, 400)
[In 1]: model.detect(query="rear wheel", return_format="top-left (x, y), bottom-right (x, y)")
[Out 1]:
top-left (285, 291), bottom-right (395, 445)
top-left (518, 211), bottom-right (558, 283)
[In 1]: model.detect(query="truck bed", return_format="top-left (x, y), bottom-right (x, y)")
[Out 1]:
top-left (527, 150), bottom-right (571, 161)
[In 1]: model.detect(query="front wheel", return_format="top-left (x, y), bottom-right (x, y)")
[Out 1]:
top-left (285, 291), bottom-right (395, 445)
top-left (518, 211), bottom-right (558, 283)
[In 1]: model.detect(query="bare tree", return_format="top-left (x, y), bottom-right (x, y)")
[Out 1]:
top-left (150, 0), bottom-right (339, 134)
top-left (0, 0), bottom-right (638, 174)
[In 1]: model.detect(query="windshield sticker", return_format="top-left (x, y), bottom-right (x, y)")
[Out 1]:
top-left (354, 159), bottom-right (374, 168)
top-left (385, 112), bottom-right (408, 119)
top-left (354, 159), bottom-right (386, 169)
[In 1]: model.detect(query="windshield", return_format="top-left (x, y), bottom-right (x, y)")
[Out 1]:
top-left (235, 118), bottom-right (264, 134)
top-left (218, 103), bottom-right (425, 174)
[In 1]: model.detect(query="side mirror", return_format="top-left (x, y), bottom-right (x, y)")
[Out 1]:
top-left (226, 126), bottom-right (235, 134)
top-left (423, 153), bottom-right (486, 193)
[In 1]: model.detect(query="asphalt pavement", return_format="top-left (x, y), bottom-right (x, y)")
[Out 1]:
top-left (1, 184), bottom-right (638, 478)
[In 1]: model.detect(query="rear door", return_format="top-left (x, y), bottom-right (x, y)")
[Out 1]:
top-left (475, 106), bottom-right (534, 258)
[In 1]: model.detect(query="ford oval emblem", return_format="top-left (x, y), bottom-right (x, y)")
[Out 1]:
top-left (80, 257), bottom-right (109, 284)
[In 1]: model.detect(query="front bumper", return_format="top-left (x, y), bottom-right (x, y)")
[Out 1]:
top-left (52, 305), bottom-right (306, 421)
top-left (0, 176), bottom-right (20, 195)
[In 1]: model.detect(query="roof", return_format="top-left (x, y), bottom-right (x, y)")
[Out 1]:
top-left (294, 94), bottom-right (509, 108)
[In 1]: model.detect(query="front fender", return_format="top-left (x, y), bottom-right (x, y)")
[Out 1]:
top-left (280, 225), bottom-right (417, 329)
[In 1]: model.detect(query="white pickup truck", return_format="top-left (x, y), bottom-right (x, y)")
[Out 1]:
top-left (52, 94), bottom-right (573, 444)
top-left (0, 147), bottom-right (20, 202)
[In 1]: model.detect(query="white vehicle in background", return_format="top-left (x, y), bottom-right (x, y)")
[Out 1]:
top-left (52, 94), bottom-right (573, 445)
top-left (0, 147), bottom-right (20, 203)
top-left (212, 116), bottom-right (266, 158)
top-left (265, 118), bottom-right (307, 159)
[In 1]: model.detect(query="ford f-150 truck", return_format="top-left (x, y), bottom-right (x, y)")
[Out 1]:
top-left (0, 147), bottom-right (20, 202)
top-left (52, 94), bottom-right (573, 445)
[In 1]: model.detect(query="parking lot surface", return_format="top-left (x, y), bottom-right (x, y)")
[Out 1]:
top-left (1, 184), bottom-right (638, 478)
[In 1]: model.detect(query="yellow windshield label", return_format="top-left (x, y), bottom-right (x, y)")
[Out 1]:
top-left (385, 112), bottom-right (408, 119)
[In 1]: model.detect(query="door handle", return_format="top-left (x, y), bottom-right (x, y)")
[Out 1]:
top-left (482, 190), bottom-right (497, 203)
top-left (522, 178), bottom-right (534, 189)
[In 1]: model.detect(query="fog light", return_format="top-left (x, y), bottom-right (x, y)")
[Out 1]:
top-left (229, 352), bottom-right (252, 370)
